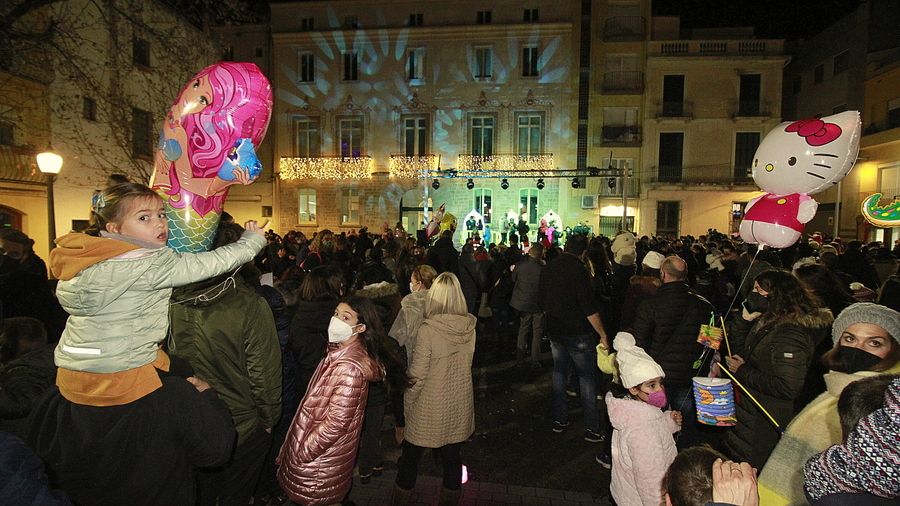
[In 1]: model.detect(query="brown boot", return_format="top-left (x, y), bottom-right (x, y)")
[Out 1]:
top-left (437, 487), bottom-right (461, 506)
top-left (390, 484), bottom-right (413, 506)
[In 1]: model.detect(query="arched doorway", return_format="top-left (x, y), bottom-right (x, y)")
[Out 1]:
top-left (399, 187), bottom-right (432, 233)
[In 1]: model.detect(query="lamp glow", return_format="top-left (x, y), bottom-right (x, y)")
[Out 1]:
top-left (37, 151), bottom-right (63, 174)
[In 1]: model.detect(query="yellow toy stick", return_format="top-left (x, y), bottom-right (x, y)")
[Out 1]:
top-left (718, 365), bottom-right (782, 432)
top-left (720, 316), bottom-right (732, 357)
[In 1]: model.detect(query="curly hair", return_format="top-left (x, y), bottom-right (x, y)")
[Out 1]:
top-left (755, 269), bottom-right (824, 322)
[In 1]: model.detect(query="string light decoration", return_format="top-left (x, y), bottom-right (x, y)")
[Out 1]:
top-left (279, 156), bottom-right (372, 180)
top-left (456, 153), bottom-right (554, 177)
top-left (389, 154), bottom-right (440, 179)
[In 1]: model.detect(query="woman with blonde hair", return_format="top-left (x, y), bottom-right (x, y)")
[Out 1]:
top-left (391, 273), bottom-right (476, 506)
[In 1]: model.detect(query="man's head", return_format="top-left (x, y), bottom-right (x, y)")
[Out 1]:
top-left (564, 234), bottom-right (588, 257)
top-left (0, 228), bottom-right (35, 264)
top-left (662, 445), bottom-right (726, 506)
top-left (660, 255), bottom-right (687, 284)
top-left (0, 317), bottom-right (48, 363)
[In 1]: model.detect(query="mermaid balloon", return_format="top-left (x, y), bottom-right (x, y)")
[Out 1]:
top-left (861, 193), bottom-right (900, 228)
top-left (150, 62), bottom-right (273, 252)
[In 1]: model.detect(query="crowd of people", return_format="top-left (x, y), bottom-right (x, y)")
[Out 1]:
top-left (1, 184), bottom-right (899, 505)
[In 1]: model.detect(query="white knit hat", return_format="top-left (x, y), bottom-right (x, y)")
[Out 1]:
top-left (642, 251), bottom-right (665, 270)
top-left (614, 332), bottom-right (665, 388)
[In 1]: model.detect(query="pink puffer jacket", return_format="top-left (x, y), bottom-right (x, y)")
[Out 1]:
top-left (277, 339), bottom-right (381, 505)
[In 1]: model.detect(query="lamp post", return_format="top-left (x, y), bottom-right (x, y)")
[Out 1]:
top-left (36, 149), bottom-right (63, 251)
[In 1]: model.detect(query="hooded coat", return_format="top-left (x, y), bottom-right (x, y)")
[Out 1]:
top-left (606, 392), bottom-right (679, 506)
top-left (404, 313), bottom-right (477, 448)
top-left (723, 309), bottom-right (833, 469)
top-left (389, 289), bottom-right (428, 361)
top-left (276, 338), bottom-right (381, 505)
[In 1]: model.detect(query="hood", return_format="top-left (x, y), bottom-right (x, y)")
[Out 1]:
top-left (768, 308), bottom-right (834, 334)
top-left (606, 392), bottom-right (664, 430)
top-left (50, 233), bottom-right (141, 280)
top-left (401, 289), bottom-right (428, 308)
top-left (422, 313), bottom-right (477, 344)
top-left (355, 281), bottom-right (400, 299)
top-left (171, 270), bottom-right (251, 307)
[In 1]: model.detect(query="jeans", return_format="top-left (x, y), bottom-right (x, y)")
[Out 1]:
top-left (517, 311), bottom-right (545, 363)
top-left (550, 333), bottom-right (599, 433)
top-left (396, 441), bottom-right (463, 490)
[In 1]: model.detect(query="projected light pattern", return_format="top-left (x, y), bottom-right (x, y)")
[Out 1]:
top-left (279, 156), bottom-right (373, 180)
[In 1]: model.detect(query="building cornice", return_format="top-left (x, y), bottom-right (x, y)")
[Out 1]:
top-left (273, 23), bottom-right (573, 45)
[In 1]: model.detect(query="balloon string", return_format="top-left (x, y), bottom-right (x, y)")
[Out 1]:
top-left (718, 365), bottom-right (783, 433)
top-left (720, 316), bottom-right (732, 357)
top-left (724, 247), bottom-right (762, 316)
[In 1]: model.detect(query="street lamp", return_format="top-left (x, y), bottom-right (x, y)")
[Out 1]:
top-left (36, 149), bottom-right (63, 251)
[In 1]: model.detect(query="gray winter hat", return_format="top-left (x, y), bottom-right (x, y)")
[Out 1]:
top-left (831, 303), bottom-right (900, 345)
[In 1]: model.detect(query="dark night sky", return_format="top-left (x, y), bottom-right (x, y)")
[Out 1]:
top-left (653, 0), bottom-right (863, 40)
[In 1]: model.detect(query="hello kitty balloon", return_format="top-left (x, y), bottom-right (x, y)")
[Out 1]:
top-left (739, 111), bottom-right (861, 248)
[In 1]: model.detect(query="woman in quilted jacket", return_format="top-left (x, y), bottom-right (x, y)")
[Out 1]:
top-left (277, 296), bottom-right (406, 505)
top-left (391, 272), bottom-right (477, 506)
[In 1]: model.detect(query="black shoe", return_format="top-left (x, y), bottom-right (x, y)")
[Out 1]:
top-left (584, 429), bottom-right (604, 443)
top-left (552, 420), bottom-right (570, 433)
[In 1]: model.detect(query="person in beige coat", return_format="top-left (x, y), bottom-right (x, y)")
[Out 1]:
top-left (392, 272), bottom-right (477, 506)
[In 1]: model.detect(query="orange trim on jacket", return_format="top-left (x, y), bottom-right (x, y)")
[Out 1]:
top-left (56, 349), bottom-right (171, 406)
top-left (50, 233), bottom-right (141, 281)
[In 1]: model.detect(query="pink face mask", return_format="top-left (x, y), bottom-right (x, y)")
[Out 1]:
top-left (644, 389), bottom-right (668, 409)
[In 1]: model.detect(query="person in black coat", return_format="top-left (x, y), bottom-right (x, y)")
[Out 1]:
top-left (457, 244), bottom-right (486, 316)
top-left (288, 265), bottom-right (344, 398)
top-left (426, 231), bottom-right (459, 275)
top-left (0, 317), bottom-right (56, 440)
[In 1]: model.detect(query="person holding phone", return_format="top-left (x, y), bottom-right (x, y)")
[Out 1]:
top-left (721, 269), bottom-right (833, 469)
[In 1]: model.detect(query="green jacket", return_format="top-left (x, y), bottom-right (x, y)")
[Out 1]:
top-left (169, 273), bottom-right (281, 446)
top-left (52, 231), bottom-right (266, 373)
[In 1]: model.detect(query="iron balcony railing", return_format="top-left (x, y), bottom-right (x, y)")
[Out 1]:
top-left (388, 153), bottom-right (441, 179)
top-left (0, 145), bottom-right (44, 184)
top-left (602, 71), bottom-right (644, 94)
top-left (650, 39), bottom-right (783, 56)
top-left (650, 164), bottom-right (754, 185)
top-left (733, 100), bottom-right (772, 118)
top-left (599, 125), bottom-right (642, 146)
top-left (656, 101), bottom-right (693, 118)
top-left (278, 155), bottom-right (373, 180)
top-left (456, 153), bottom-right (554, 174)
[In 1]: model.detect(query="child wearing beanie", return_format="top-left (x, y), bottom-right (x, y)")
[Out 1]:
top-left (606, 332), bottom-right (681, 506)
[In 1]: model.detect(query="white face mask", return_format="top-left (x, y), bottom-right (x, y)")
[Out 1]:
top-left (328, 316), bottom-right (358, 343)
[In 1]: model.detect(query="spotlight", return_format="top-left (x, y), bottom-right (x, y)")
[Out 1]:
top-left (448, 169), bottom-right (457, 178)
top-left (432, 178), bottom-right (440, 190)
top-left (608, 177), bottom-right (616, 189)
top-left (536, 178), bottom-right (545, 190)
top-left (500, 178), bottom-right (509, 190)
top-left (589, 168), bottom-right (599, 177)
top-left (466, 178), bottom-right (474, 190)
top-left (571, 177), bottom-right (580, 189)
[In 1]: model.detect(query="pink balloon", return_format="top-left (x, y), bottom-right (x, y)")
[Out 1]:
top-left (739, 193), bottom-right (818, 248)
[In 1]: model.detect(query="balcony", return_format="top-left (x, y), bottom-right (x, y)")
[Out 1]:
top-left (602, 71), bottom-right (644, 94)
top-left (598, 125), bottom-right (641, 146)
top-left (732, 100), bottom-right (771, 118)
top-left (650, 39), bottom-right (784, 57)
top-left (456, 153), bottom-right (554, 175)
top-left (0, 145), bottom-right (44, 184)
top-left (389, 154), bottom-right (440, 179)
top-left (655, 101), bottom-right (693, 119)
top-left (650, 164), bottom-right (755, 186)
top-left (603, 16), bottom-right (646, 41)
top-left (278, 156), bottom-right (372, 180)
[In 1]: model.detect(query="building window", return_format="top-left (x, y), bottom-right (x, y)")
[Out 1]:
top-left (292, 117), bottom-right (320, 157)
top-left (516, 113), bottom-right (543, 156)
top-left (408, 13), bottom-right (423, 26)
top-left (600, 158), bottom-right (635, 197)
top-left (832, 104), bottom-right (847, 114)
top-left (343, 51), bottom-right (358, 81)
top-left (476, 10), bottom-right (492, 24)
top-left (0, 122), bottom-right (13, 146)
top-left (223, 46), bottom-right (234, 61)
top-left (344, 15), bottom-right (359, 29)
top-left (132, 37), bottom-right (150, 67)
top-left (407, 48), bottom-right (425, 82)
top-left (833, 51), bottom-right (849, 75)
top-left (734, 132), bottom-right (760, 180)
top-left (299, 52), bottom-right (315, 82)
top-left (82, 97), bottom-right (97, 121)
top-left (262, 206), bottom-right (273, 218)
top-left (523, 8), bottom-right (539, 22)
top-left (474, 46), bottom-right (493, 80)
top-left (519, 188), bottom-right (539, 226)
top-left (522, 45), bottom-right (538, 77)
top-left (738, 74), bottom-right (761, 116)
top-left (888, 97), bottom-right (900, 129)
top-left (254, 47), bottom-right (263, 58)
top-left (131, 108), bottom-right (153, 158)
top-left (656, 201), bottom-right (680, 237)
top-left (814, 64), bottom-right (824, 84)
top-left (662, 74), bottom-right (685, 116)
top-left (301, 17), bottom-right (315, 31)
top-left (601, 107), bottom-right (639, 143)
top-left (792, 75), bottom-right (802, 95)
top-left (297, 189), bottom-right (317, 224)
top-left (340, 187), bottom-right (360, 225)
top-left (471, 115), bottom-right (494, 156)
top-left (403, 116), bottom-right (428, 156)
top-left (658, 132), bottom-right (684, 182)
top-left (339, 118), bottom-right (363, 157)
top-left (474, 188), bottom-right (492, 224)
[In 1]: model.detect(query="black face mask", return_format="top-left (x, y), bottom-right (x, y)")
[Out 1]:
top-left (835, 346), bottom-right (883, 374)
top-left (743, 291), bottom-right (770, 314)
